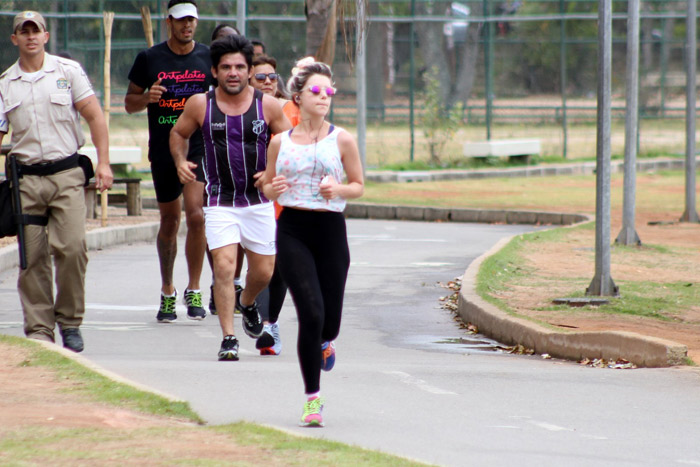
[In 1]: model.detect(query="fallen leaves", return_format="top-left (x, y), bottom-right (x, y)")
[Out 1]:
top-left (438, 276), bottom-right (462, 312)
top-left (499, 344), bottom-right (536, 355)
top-left (578, 357), bottom-right (637, 369)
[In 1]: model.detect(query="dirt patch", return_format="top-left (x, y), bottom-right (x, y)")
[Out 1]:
top-left (0, 341), bottom-right (266, 465)
top-left (495, 211), bottom-right (700, 363)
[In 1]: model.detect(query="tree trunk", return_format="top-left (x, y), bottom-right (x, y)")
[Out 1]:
top-left (451, 21), bottom-right (483, 107)
top-left (367, 22), bottom-right (384, 119)
top-left (414, 3), bottom-right (451, 105)
top-left (305, 0), bottom-right (337, 64)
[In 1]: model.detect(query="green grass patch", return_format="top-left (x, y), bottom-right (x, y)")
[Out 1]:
top-left (476, 234), bottom-right (531, 310)
top-left (602, 281), bottom-right (699, 320)
top-left (362, 170), bottom-right (696, 216)
top-left (212, 422), bottom-right (427, 466)
top-left (0, 336), bottom-right (429, 465)
top-left (0, 334), bottom-right (203, 424)
top-left (476, 225), bottom-right (700, 325)
top-left (537, 280), bottom-right (699, 321)
top-left (0, 423), bottom-right (426, 466)
top-left (475, 225), bottom-right (586, 313)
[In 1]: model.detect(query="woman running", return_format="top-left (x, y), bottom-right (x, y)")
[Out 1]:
top-left (261, 60), bottom-right (363, 427)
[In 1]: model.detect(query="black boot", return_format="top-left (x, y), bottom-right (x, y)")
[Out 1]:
top-left (60, 328), bottom-right (84, 353)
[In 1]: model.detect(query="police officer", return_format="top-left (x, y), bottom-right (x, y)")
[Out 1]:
top-left (0, 11), bottom-right (113, 352)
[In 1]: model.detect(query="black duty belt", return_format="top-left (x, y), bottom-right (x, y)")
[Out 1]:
top-left (18, 153), bottom-right (80, 177)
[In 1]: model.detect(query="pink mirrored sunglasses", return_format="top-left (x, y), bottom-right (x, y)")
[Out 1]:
top-left (305, 85), bottom-right (337, 97)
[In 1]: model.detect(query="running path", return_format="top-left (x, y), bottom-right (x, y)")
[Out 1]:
top-left (1, 219), bottom-right (699, 466)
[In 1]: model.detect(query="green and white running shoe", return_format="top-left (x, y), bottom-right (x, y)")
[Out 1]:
top-left (184, 288), bottom-right (206, 320)
top-left (156, 290), bottom-right (178, 323)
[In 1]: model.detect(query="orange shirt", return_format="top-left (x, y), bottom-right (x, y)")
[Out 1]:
top-left (274, 101), bottom-right (301, 219)
top-left (282, 100), bottom-right (301, 128)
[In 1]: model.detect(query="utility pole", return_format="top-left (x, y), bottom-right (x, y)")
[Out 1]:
top-left (615, 0), bottom-right (641, 246)
top-left (356, 0), bottom-right (367, 175)
top-left (587, 0), bottom-right (618, 297)
top-left (680, 0), bottom-right (699, 223)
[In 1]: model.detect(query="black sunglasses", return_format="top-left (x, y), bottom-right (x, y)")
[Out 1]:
top-left (254, 73), bottom-right (278, 81)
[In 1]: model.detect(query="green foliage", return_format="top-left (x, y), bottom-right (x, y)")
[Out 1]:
top-left (476, 225), bottom-right (700, 326)
top-left (420, 66), bottom-right (463, 165)
top-left (0, 334), bottom-right (203, 423)
top-left (214, 422), bottom-right (427, 466)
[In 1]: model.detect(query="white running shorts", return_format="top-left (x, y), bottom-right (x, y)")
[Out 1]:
top-left (204, 202), bottom-right (276, 255)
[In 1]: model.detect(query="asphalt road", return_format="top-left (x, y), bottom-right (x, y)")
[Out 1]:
top-left (1, 218), bottom-right (699, 466)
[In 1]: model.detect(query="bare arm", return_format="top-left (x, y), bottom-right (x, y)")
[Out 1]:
top-left (319, 129), bottom-right (364, 201)
top-left (260, 134), bottom-right (287, 200)
top-left (124, 79), bottom-right (167, 114)
top-left (170, 93), bottom-right (205, 184)
top-left (76, 95), bottom-right (113, 191)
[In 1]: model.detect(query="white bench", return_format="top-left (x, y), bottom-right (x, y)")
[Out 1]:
top-left (463, 139), bottom-right (541, 163)
top-left (81, 147), bottom-right (143, 218)
top-left (80, 146), bottom-right (142, 167)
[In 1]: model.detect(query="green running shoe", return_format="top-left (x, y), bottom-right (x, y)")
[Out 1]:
top-left (156, 290), bottom-right (178, 323)
top-left (299, 396), bottom-right (325, 427)
top-left (184, 288), bottom-right (206, 320)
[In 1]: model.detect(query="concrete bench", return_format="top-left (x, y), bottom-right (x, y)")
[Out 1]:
top-left (85, 178), bottom-right (142, 217)
top-left (81, 147), bottom-right (143, 217)
top-left (80, 146), bottom-right (142, 169)
top-left (464, 139), bottom-right (541, 164)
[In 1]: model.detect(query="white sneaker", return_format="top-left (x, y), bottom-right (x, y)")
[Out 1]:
top-left (257, 322), bottom-right (282, 355)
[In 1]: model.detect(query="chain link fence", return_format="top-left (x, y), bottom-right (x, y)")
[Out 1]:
top-left (1, 0), bottom-right (697, 167)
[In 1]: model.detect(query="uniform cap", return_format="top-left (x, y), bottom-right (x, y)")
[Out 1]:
top-left (13, 11), bottom-right (47, 32)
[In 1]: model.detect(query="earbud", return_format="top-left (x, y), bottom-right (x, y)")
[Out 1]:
top-left (295, 96), bottom-right (300, 103)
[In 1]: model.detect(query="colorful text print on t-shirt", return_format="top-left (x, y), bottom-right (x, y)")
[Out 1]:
top-left (158, 69), bottom-right (208, 83)
top-left (156, 69), bottom-right (208, 123)
top-left (160, 98), bottom-right (186, 111)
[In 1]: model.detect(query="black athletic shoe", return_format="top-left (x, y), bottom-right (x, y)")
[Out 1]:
top-left (209, 285), bottom-right (217, 315)
top-left (156, 291), bottom-right (178, 323)
top-left (184, 289), bottom-right (206, 320)
top-left (61, 328), bottom-right (84, 353)
top-left (218, 335), bottom-right (239, 361)
top-left (237, 300), bottom-right (263, 338)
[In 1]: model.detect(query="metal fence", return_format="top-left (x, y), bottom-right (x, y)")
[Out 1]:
top-left (1, 0), bottom-right (697, 165)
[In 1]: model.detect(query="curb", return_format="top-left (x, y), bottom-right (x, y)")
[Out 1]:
top-left (345, 202), bottom-right (689, 366)
top-left (0, 222), bottom-right (162, 271)
top-left (344, 203), bottom-right (589, 225)
top-left (365, 156), bottom-right (694, 183)
top-left (456, 236), bottom-right (689, 368)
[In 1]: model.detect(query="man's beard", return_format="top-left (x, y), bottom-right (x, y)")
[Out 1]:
top-left (219, 79), bottom-right (247, 96)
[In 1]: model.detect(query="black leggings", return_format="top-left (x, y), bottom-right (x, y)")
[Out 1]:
top-left (276, 208), bottom-right (350, 394)
top-left (266, 261), bottom-right (287, 324)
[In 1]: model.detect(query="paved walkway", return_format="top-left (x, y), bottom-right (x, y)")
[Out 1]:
top-left (1, 219), bottom-right (699, 466)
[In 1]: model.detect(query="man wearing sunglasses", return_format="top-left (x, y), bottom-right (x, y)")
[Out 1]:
top-left (170, 34), bottom-right (291, 361)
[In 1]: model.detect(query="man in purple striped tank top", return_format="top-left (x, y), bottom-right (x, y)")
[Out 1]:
top-left (170, 35), bottom-right (290, 361)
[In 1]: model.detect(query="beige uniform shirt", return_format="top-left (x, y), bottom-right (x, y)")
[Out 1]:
top-left (0, 53), bottom-right (94, 165)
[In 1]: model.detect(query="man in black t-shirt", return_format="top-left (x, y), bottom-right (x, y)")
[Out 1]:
top-left (125, 0), bottom-right (213, 323)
